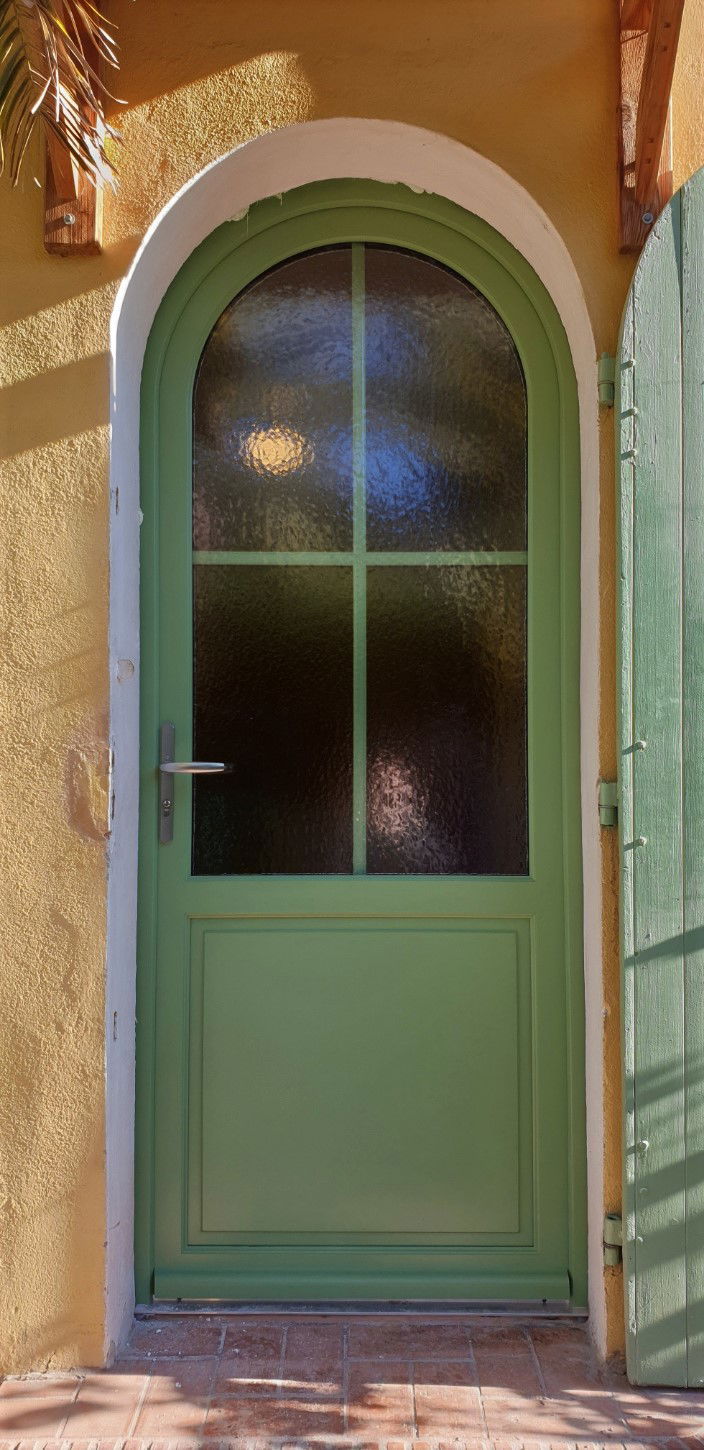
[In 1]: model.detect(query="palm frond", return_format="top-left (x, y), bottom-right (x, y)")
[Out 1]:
top-left (0, 0), bottom-right (122, 185)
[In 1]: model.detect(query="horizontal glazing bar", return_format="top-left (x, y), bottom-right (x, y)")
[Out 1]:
top-left (194, 552), bottom-right (354, 566)
top-left (367, 552), bottom-right (527, 566)
top-left (193, 551), bottom-right (528, 567)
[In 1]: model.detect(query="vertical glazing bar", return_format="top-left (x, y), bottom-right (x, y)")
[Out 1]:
top-left (352, 243), bottom-right (367, 874)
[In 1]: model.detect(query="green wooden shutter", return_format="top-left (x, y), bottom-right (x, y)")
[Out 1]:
top-left (619, 170), bottom-right (704, 1387)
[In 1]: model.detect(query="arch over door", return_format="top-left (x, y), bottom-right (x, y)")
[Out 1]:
top-left (619, 169), bottom-right (704, 1385)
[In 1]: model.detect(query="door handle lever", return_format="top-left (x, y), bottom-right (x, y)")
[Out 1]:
top-left (160, 761), bottom-right (226, 774)
top-left (158, 721), bottom-right (226, 845)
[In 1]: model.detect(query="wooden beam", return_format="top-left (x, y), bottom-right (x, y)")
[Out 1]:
top-left (621, 0), bottom-right (653, 28)
top-left (43, 14), bottom-right (103, 257)
top-left (618, 0), bottom-right (678, 253)
top-left (44, 134), bottom-right (103, 255)
top-left (635, 0), bottom-right (685, 204)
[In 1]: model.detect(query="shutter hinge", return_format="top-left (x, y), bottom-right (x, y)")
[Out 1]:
top-left (598, 353), bottom-right (616, 407)
top-left (598, 779), bottom-right (618, 827)
top-left (603, 1212), bottom-right (623, 1266)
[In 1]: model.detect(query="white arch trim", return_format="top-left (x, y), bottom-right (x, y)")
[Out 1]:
top-left (107, 117), bottom-right (603, 1357)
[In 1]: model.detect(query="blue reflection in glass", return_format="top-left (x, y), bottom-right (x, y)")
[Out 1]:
top-left (364, 246), bottom-right (527, 552)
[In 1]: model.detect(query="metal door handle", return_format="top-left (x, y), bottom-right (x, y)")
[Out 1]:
top-left (160, 761), bottom-right (226, 774)
top-left (158, 721), bottom-right (226, 845)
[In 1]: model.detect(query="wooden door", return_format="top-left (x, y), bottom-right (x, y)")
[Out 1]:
top-left (136, 182), bottom-right (585, 1305)
top-left (619, 170), bottom-right (704, 1385)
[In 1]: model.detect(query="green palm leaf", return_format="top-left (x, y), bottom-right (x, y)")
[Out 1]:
top-left (0, 0), bottom-right (122, 184)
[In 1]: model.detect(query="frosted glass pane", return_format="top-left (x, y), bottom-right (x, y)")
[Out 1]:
top-left (192, 565), bottom-right (353, 874)
top-left (367, 565), bottom-right (527, 874)
top-left (193, 249), bottom-right (353, 551)
top-left (365, 247), bottom-right (527, 551)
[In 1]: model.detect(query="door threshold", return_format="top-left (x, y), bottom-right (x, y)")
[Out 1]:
top-left (140, 1300), bottom-right (587, 1318)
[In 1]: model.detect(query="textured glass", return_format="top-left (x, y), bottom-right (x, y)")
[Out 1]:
top-left (366, 566), bottom-right (527, 874)
top-left (364, 247), bottom-right (527, 551)
top-left (192, 565), bottom-right (353, 874)
top-left (193, 249), bottom-right (353, 551)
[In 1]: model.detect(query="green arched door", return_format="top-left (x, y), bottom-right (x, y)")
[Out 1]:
top-left (136, 182), bottom-right (585, 1304)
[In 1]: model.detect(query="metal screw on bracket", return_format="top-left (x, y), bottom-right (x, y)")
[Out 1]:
top-left (642, 211), bottom-right (654, 225)
top-left (62, 212), bottom-right (76, 226)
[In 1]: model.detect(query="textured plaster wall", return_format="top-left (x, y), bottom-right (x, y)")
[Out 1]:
top-left (1, 0), bottom-right (703, 1374)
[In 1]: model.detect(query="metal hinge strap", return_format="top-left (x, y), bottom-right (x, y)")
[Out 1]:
top-left (604, 1212), bottom-right (623, 1266)
top-left (598, 779), bottom-right (618, 827)
top-left (598, 352), bottom-right (616, 407)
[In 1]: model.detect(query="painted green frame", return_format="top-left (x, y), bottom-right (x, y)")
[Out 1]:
top-left (136, 179), bottom-right (585, 1305)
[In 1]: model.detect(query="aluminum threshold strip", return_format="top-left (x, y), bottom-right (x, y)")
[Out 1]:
top-left (142, 1300), bottom-right (586, 1318)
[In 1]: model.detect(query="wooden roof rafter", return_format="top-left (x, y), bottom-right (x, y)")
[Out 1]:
top-left (619, 0), bottom-right (685, 252)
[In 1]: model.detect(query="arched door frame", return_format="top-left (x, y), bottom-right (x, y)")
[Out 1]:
top-left (108, 119), bottom-right (602, 1355)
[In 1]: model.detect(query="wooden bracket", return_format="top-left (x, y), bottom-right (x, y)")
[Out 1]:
top-left (44, 130), bottom-right (103, 256)
top-left (43, 18), bottom-right (104, 258)
top-left (618, 0), bottom-right (684, 253)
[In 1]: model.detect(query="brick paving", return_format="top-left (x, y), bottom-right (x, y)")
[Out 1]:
top-left (2, 1313), bottom-right (704, 1448)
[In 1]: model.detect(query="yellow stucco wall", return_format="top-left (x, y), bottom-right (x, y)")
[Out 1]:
top-left (2, 0), bottom-right (704, 1374)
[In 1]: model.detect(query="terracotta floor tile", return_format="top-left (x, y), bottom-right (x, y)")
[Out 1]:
top-left (528, 1322), bottom-right (591, 1348)
top-left (346, 1359), bottom-right (415, 1435)
top-left (61, 1370), bottom-right (148, 1437)
top-left (204, 1394), bottom-right (345, 1437)
top-left (482, 1391), bottom-right (627, 1439)
top-left (285, 1318), bottom-right (344, 1364)
top-left (222, 1318), bottom-right (287, 1359)
top-left (127, 1315), bottom-right (224, 1358)
top-left (110, 1355), bottom-right (158, 1377)
top-left (337, 1438), bottom-right (399, 1450)
top-left (0, 1442), bottom-right (81, 1450)
top-left (348, 1318), bottom-right (471, 1360)
top-left (132, 1402), bottom-right (208, 1437)
top-left (488, 1437), bottom-right (537, 1450)
top-left (467, 1322), bottom-right (533, 1352)
top-left (281, 1360), bottom-right (345, 1397)
top-left (0, 1390), bottom-right (77, 1437)
top-left (0, 1374), bottom-right (79, 1399)
top-left (131, 1353), bottom-right (217, 1436)
top-left (617, 1387), bottom-right (704, 1413)
top-left (385, 1444), bottom-right (486, 1450)
top-left (386, 1442), bottom-right (488, 1450)
top-left (14, 1311), bottom-right (704, 1447)
top-left (473, 1350), bottom-right (544, 1397)
top-left (214, 1355), bottom-right (282, 1397)
top-left (414, 1360), bottom-right (484, 1438)
top-left (620, 1407), bottom-right (704, 1436)
top-left (110, 1355), bottom-right (158, 1371)
top-left (536, 1353), bottom-right (606, 1396)
top-left (285, 1314), bottom-right (344, 1331)
top-left (414, 1360), bottom-right (479, 1388)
